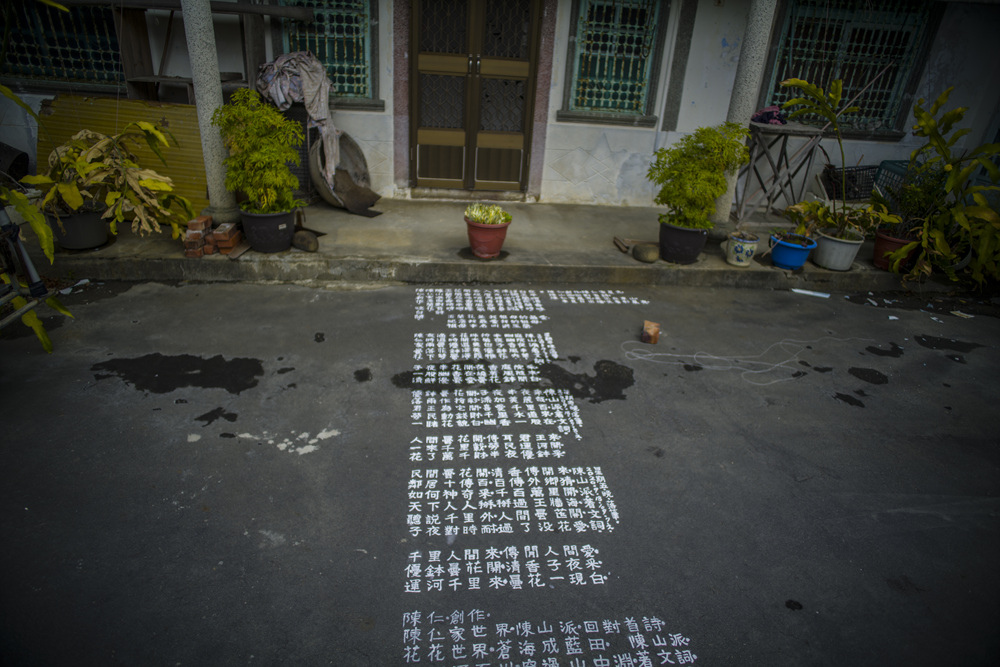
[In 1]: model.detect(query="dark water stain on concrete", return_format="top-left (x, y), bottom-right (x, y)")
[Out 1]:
top-left (946, 354), bottom-right (966, 364)
top-left (799, 360), bottom-right (811, 367)
top-left (791, 370), bottom-right (807, 378)
top-left (354, 368), bottom-right (372, 382)
top-left (785, 600), bottom-right (803, 611)
top-left (835, 393), bottom-right (865, 407)
top-left (813, 366), bottom-right (833, 373)
top-left (392, 361), bottom-right (501, 392)
top-left (314, 333), bottom-right (326, 343)
top-left (568, 355), bottom-right (581, 364)
top-left (866, 342), bottom-right (904, 357)
top-left (457, 248), bottom-right (509, 261)
top-left (849, 367), bottom-right (888, 385)
top-left (683, 364), bottom-right (703, 372)
top-left (647, 446), bottom-right (665, 458)
top-left (91, 353), bottom-right (263, 394)
top-left (276, 367), bottom-right (295, 375)
top-left (855, 389), bottom-right (869, 397)
top-left (914, 334), bottom-right (982, 353)
top-left (220, 433), bottom-right (236, 439)
top-left (886, 575), bottom-right (923, 595)
top-left (537, 360), bottom-right (635, 403)
top-left (195, 407), bottom-right (238, 427)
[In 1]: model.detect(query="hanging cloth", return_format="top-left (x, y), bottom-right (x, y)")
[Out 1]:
top-left (256, 51), bottom-right (340, 191)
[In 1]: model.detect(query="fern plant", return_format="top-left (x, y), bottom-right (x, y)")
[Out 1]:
top-left (211, 88), bottom-right (305, 214)
top-left (646, 122), bottom-right (750, 229)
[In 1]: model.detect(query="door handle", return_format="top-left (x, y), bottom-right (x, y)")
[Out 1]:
top-left (476, 55), bottom-right (481, 74)
top-left (468, 54), bottom-right (473, 73)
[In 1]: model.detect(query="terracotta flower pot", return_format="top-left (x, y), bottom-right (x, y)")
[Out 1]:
top-left (465, 216), bottom-right (511, 259)
top-left (872, 229), bottom-right (917, 271)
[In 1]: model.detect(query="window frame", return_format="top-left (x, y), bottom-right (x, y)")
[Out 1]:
top-left (556, 0), bottom-right (670, 127)
top-left (280, 0), bottom-right (384, 111)
top-left (759, 0), bottom-right (943, 140)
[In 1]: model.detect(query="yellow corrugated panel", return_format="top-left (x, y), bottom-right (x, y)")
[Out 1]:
top-left (36, 95), bottom-right (210, 213)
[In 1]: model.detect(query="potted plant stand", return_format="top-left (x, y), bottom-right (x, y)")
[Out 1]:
top-left (770, 233), bottom-right (816, 270)
top-left (872, 229), bottom-right (916, 271)
top-left (659, 223), bottom-right (708, 264)
top-left (721, 231), bottom-right (760, 267)
top-left (464, 203), bottom-right (513, 259)
top-left (812, 227), bottom-right (864, 271)
top-left (50, 210), bottom-right (108, 250)
top-left (241, 210), bottom-right (297, 253)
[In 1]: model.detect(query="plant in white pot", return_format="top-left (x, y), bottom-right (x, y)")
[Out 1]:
top-left (646, 122), bottom-right (750, 264)
top-left (780, 78), bottom-right (899, 270)
top-left (211, 88), bottom-right (305, 253)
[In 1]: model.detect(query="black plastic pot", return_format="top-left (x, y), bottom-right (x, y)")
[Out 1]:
top-left (240, 209), bottom-right (296, 253)
top-left (659, 222), bottom-right (709, 264)
top-left (49, 210), bottom-right (108, 250)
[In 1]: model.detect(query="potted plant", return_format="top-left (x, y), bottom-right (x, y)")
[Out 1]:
top-left (464, 203), bottom-right (512, 259)
top-left (646, 122), bottom-right (750, 264)
top-left (870, 164), bottom-right (945, 271)
top-left (21, 122), bottom-right (193, 250)
top-left (780, 78), bottom-right (899, 271)
top-left (211, 88), bottom-right (305, 253)
top-left (888, 88), bottom-right (1000, 286)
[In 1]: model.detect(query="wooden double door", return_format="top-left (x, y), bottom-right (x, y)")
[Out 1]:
top-left (410, 0), bottom-right (541, 191)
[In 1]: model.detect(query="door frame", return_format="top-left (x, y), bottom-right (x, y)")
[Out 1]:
top-left (408, 0), bottom-right (542, 193)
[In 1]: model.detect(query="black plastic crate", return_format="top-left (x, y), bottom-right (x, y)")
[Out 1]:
top-left (281, 103), bottom-right (319, 205)
top-left (821, 164), bottom-right (879, 201)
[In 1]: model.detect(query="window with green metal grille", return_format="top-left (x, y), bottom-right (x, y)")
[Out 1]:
top-left (765, 0), bottom-right (937, 134)
top-left (568, 0), bottom-right (661, 114)
top-left (282, 0), bottom-right (373, 100)
top-left (0, 2), bottom-right (121, 86)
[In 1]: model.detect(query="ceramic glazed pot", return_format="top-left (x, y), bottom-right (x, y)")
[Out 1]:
top-left (658, 223), bottom-right (708, 264)
top-left (812, 228), bottom-right (864, 271)
top-left (49, 210), bottom-right (108, 250)
top-left (240, 209), bottom-right (296, 253)
top-left (465, 216), bottom-right (511, 259)
top-left (769, 233), bottom-right (817, 270)
top-left (721, 231), bottom-right (759, 267)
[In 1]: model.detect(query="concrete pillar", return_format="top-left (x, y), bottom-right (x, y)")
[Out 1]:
top-left (180, 0), bottom-right (240, 223)
top-left (711, 0), bottom-right (778, 236)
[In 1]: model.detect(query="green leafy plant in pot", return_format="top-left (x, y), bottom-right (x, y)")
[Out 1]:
top-left (646, 122), bottom-right (750, 264)
top-left (464, 203), bottom-right (512, 259)
top-left (779, 78), bottom-right (899, 271)
top-left (889, 88), bottom-right (1000, 286)
top-left (21, 122), bottom-right (194, 251)
top-left (211, 88), bottom-right (305, 253)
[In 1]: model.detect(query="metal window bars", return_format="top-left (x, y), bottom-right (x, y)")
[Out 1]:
top-left (765, 0), bottom-right (934, 133)
top-left (0, 2), bottom-right (122, 85)
top-left (569, 0), bottom-right (660, 114)
top-left (282, 0), bottom-right (372, 99)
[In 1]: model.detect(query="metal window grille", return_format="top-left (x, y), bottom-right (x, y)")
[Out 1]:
top-left (0, 2), bottom-right (122, 85)
top-left (765, 0), bottom-right (934, 133)
top-left (282, 0), bottom-right (372, 99)
top-left (568, 0), bottom-right (660, 114)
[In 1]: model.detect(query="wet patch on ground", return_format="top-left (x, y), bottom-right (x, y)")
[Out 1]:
top-left (195, 407), bottom-right (238, 426)
top-left (535, 360), bottom-right (634, 403)
top-left (834, 393), bottom-right (865, 407)
top-left (848, 367), bottom-right (889, 385)
top-left (866, 342), bottom-right (904, 357)
top-left (845, 292), bottom-right (1000, 318)
top-left (914, 334), bottom-right (983, 353)
top-left (92, 353), bottom-right (263, 394)
top-left (355, 368), bottom-right (372, 382)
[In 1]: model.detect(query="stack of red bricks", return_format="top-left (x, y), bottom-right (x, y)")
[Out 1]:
top-left (183, 216), bottom-right (244, 258)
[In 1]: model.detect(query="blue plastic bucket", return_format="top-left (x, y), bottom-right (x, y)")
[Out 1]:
top-left (769, 234), bottom-right (817, 270)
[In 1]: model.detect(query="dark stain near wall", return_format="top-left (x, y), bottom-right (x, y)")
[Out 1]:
top-left (91, 353), bottom-right (263, 394)
top-left (355, 368), bottom-right (373, 382)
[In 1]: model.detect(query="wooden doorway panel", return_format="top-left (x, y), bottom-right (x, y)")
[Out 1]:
top-left (411, 0), bottom-right (540, 192)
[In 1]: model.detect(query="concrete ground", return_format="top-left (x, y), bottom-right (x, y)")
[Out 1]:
top-left (24, 198), bottom-right (925, 292)
top-left (1, 280), bottom-right (998, 665)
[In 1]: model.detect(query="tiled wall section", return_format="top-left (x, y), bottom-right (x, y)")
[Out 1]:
top-left (540, 124), bottom-right (658, 206)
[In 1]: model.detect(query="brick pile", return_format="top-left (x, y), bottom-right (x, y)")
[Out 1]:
top-left (183, 216), bottom-right (244, 258)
